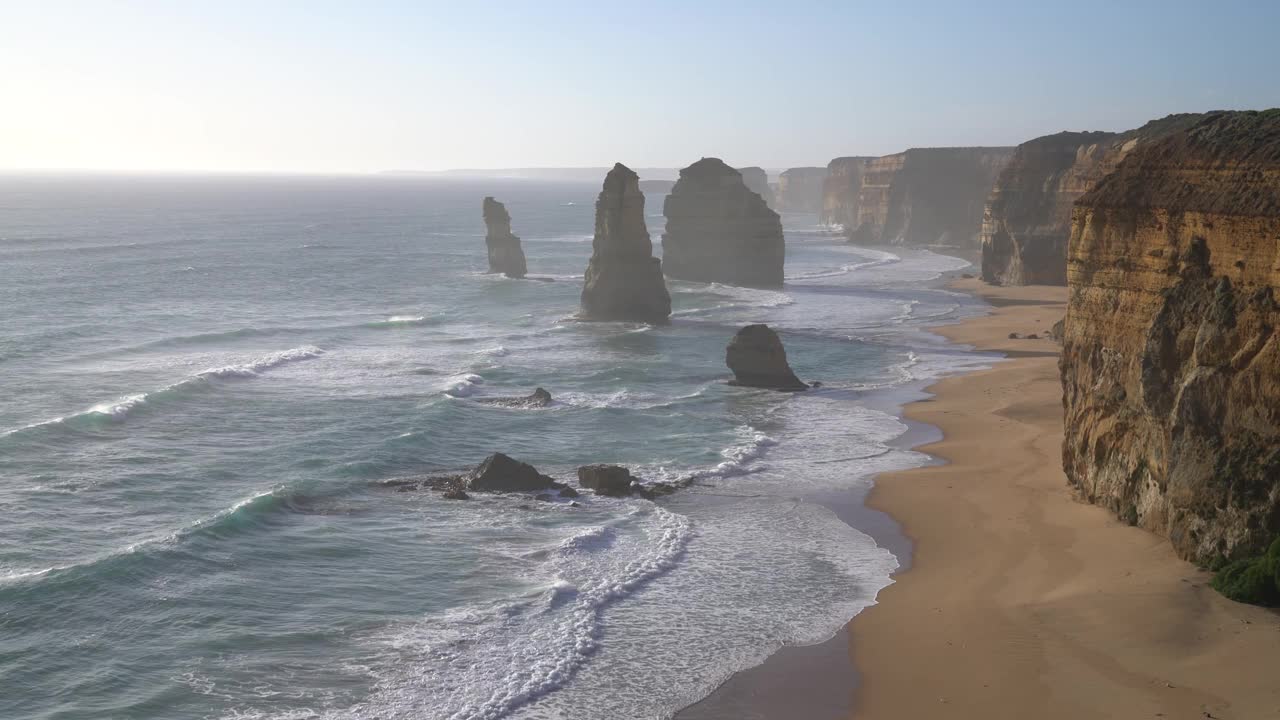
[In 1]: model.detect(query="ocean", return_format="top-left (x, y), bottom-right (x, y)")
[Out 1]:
top-left (0, 174), bottom-right (993, 719)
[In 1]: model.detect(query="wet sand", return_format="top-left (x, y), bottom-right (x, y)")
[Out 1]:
top-left (680, 278), bottom-right (1280, 720)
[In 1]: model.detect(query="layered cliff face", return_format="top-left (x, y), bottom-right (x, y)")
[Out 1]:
top-left (662, 158), bottom-right (786, 288)
top-left (580, 163), bottom-right (672, 323)
top-left (982, 115), bottom-right (1206, 286)
top-left (1061, 110), bottom-right (1280, 566)
top-left (849, 147), bottom-right (1013, 248)
top-left (482, 197), bottom-right (527, 278)
top-left (820, 156), bottom-right (872, 228)
top-left (776, 167), bottom-right (829, 213)
top-left (737, 166), bottom-right (776, 209)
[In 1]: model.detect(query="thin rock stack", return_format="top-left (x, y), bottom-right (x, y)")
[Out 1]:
top-left (579, 163), bottom-right (672, 324)
top-left (482, 196), bottom-right (527, 278)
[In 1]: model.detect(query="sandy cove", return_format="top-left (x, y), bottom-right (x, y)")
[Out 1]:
top-left (849, 278), bottom-right (1280, 720)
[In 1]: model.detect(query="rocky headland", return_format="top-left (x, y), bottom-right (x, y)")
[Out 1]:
top-left (848, 147), bottom-right (1013, 248)
top-left (736, 166), bottom-right (776, 209)
top-left (580, 163), bottom-right (673, 323)
top-left (1060, 110), bottom-right (1280, 566)
top-left (982, 114), bottom-right (1206, 286)
top-left (725, 323), bottom-right (808, 390)
top-left (776, 167), bottom-right (829, 213)
top-left (661, 158), bottom-right (786, 288)
top-left (482, 196), bottom-right (527, 278)
top-left (819, 156), bottom-right (872, 228)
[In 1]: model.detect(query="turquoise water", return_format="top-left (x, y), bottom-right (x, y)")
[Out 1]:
top-left (0, 175), bottom-right (990, 719)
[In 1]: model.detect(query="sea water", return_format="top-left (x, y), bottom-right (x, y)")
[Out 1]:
top-left (0, 174), bottom-right (993, 719)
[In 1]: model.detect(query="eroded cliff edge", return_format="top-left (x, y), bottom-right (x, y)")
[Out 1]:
top-left (1061, 110), bottom-right (1280, 565)
top-left (776, 167), bottom-right (828, 213)
top-left (982, 115), bottom-right (1205, 286)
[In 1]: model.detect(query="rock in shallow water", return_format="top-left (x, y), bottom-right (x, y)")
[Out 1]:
top-left (465, 452), bottom-right (557, 493)
top-left (577, 464), bottom-right (636, 497)
top-left (725, 324), bottom-right (808, 391)
top-left (476, 387), bottom-right (553, 408)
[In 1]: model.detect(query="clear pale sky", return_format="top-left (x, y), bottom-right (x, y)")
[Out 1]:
top-left (3, 0), bottom-right (1278, 173)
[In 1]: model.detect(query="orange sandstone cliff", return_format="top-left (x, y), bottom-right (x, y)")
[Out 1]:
top-left (1061, 110), bottom-right (1280, 565)
top-left (982, 115), bottom-right (1205, 286)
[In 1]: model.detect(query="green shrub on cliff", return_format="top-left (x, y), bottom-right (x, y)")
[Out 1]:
top-left (1211, 538), bottom-right (1280, 606)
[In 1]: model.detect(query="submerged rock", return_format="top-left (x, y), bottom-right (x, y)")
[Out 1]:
top-left (580, 163), bottom-right (672, 323)
top-left (464, 452), bottom-right (557, 493)
top-left (577, 464), bottom-right (637, 497)
top-left (662, 158), bottom-right (785, 288)
top-left (476, 387), bottom-right (553, 408)
top-left (482, 197), bottom-right (527, 278)
top-left (725, 324), bottom-right (808, 391)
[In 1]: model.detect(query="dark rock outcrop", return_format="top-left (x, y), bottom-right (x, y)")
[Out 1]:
top-left (982, 115), bottom-right (1206, 286)
top-left (577, 464), bottom-right (637, 497)
top-left (776, 167), bottom-right (829, 213)
top-left (725, 324), bottom-right (808, 390)
top-left (661, 158), bottom-right (786, 288)
top-left (482, 197), bottom-right (527, 278)
top-left (849, 147), bottom-right (1013, 248)
top-left (476, 387), bottom-right (553, 408)
top-left (820, 156), bottom-right (873, 228)
top-left (465, 452), bottom-right (558, 493)
top-left (737, 166), bottom-right (775, 208)
top-left (580, 164), bottom-right (673, 323)
top-left (1061, 110), bottom-right (1280, 566)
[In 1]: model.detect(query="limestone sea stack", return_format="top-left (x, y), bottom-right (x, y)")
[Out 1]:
top-left (662, 158), bottom-right (786, 288)
top-left (580, 163), bottom-right (672, 323)
top-left (482, 197), bottom-right (527, 278)
top-left (982, 114), bottom-right (1206, 286)
top-left (725, 324), bottom-right (808, 390)
top-left (737, 166), bottom-right (776, 208)
top-left (1060, 110), bottom-right (1280, 565)
top-left (776, 167), bottom-right (829, 213)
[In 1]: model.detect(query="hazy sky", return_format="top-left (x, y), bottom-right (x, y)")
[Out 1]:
top-left (3, 0), bottom-right (1278, 173)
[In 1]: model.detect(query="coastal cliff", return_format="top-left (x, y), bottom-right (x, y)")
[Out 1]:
top-left (849, 147), bottom-right (1013, 248)
top-left (982, 115), bottom-right (1206, 286)
top-left (580, 163), bottom-right (672, 323)
top-left (820, 156), bottom-right (871, 228)
top-left (776, 167), bottom-right (828, 213)
top-left (737, 166), bottom-right (776, 209)
top-left (662, 158), bottom-right (786, 288)
top-left (1061, 110), bottom-right (1280, 565)
top-left (482, 197), bottom-right (527, 278)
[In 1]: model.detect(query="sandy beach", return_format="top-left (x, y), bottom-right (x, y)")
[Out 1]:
top-left (849, 278), bottom-right (1280, 720)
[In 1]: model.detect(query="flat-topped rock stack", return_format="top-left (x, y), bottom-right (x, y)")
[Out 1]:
top-left (662, 158), bottom-right (786, 288)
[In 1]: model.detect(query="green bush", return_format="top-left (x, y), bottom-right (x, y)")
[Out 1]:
top-left (1211, 538), bottom-right (1280, 606)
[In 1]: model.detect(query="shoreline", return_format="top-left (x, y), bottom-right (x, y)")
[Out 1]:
top-left (850, 278), bottom-right (1280, 719)
top-left (680, 276), bottom-right (1280, 720)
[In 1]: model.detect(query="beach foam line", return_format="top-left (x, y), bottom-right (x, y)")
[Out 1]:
top-left (1, 346), bottom-right (324, 438)
top-left (351, 506), bottom-right (692, 720)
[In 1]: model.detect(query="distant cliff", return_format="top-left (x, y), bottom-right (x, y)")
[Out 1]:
top-left (1061, 110), bottom-right (1280, 565)
top-left (820, 156), bottom-right (872, 228)
top-left (737, 166), bottom-right (776, 209)
top-left (776, 167), bottom-right (829, 213)
top-left (662, 158), bottom-right (785, 288)
top-left (849, 147), bottom-right (1013, 248)
top-left (982, 115), bottom-right (1205, 286)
